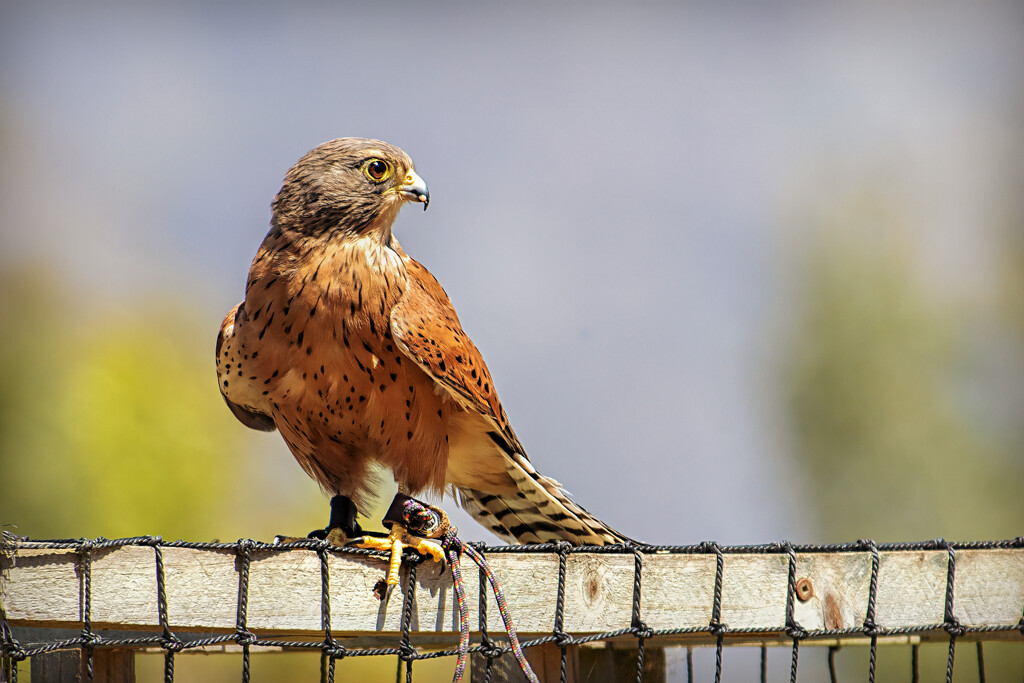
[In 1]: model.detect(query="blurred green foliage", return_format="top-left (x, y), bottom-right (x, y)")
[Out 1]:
top-left (785, 190), bottom-right (1023, 541)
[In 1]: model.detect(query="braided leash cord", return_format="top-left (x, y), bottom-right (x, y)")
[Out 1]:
top-left (402, 500), bottom-right (539, 683)
top-left (443, 530), bottom-right (471, 681)
top-left (463, 541), bottom-right (538, 683)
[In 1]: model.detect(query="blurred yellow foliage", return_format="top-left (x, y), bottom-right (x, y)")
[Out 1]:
top-left (0, 264), bottom-right (326, 541)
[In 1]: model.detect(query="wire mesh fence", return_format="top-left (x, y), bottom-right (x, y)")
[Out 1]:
top-left (2, 534), bottom-right (1022, 682)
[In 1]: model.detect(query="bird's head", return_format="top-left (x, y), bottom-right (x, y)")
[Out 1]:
top-left (270, 137), bottom-right (429, 243)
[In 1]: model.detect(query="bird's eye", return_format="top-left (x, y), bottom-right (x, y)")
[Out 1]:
top-left (363, 159), bottom-right (391, 182)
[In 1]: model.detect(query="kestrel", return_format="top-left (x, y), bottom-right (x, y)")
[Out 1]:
top-left (217, 138), bottom-right (628, 578)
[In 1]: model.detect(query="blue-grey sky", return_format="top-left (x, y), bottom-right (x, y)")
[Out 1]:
top-left (1, 1), bottom-right (1020, 546)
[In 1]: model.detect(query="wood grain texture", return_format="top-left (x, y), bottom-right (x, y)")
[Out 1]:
top-left (2, 545), bottom-right (1022, 646)
top-left (28, 649), bottom-right (135, 683)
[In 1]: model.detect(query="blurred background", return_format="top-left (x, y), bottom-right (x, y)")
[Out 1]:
top-left (1, 2), bottom-right (1021, 681)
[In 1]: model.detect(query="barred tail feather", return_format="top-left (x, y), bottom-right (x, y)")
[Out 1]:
top-left (455, 451), bottom-right (632, 545)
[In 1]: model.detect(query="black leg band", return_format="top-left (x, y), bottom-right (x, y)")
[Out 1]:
top-left (383, 493), bottom-right (416, 530)
top-left (328, 494), bottom-right (360, 538)
top-left (383, 492), bottom-right (448, 538)
top-left (308, 494), bottom-right (362, 540)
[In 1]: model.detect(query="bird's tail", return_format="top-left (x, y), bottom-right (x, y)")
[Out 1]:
top-left (454, 448), bottom-right (632, 546)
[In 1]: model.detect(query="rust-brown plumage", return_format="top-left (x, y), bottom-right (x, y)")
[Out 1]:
top-left (217, 138), bottom-right (627, 545)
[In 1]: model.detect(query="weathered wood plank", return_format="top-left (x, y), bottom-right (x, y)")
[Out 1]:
top-left (29, 648), bottom-right (134, 683)
top-left (577, 643), bottom-right (665, 683)
top-left (30, 649), bottom-right (82, 683)
top-left (2, 545), bottom-right (1022, 644)
top-left (524, 643), bottom-right (579, 683)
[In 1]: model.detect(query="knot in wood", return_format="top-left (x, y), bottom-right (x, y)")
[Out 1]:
top-left (580, 565), bottom-right (608, 607)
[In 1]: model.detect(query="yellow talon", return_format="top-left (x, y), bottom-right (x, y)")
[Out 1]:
top-left (385, 532), bottom-right (404, 587)
top-left (410, 537), bottom-right (445, 563)
top-left (357, 527), bottom-right (446, 589)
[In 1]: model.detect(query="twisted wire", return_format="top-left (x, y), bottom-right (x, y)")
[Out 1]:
top-left (860, 539), bottom-right (880, 683)
top-left (77, 540), bottom-right (95, 683)
top-left (555, 542), bottom-right (570, 683)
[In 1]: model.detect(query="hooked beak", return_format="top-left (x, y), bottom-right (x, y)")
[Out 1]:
top-left (399, 170), bottom-right (430, 211)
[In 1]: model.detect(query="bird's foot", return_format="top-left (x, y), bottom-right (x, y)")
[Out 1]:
top-left (354, 493), bottom-right (451, 599)
top-left (355, 526), bottom-right (445, 597)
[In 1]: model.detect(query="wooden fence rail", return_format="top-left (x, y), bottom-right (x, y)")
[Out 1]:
top-left (2, 537), bottom-right (1022, 682)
